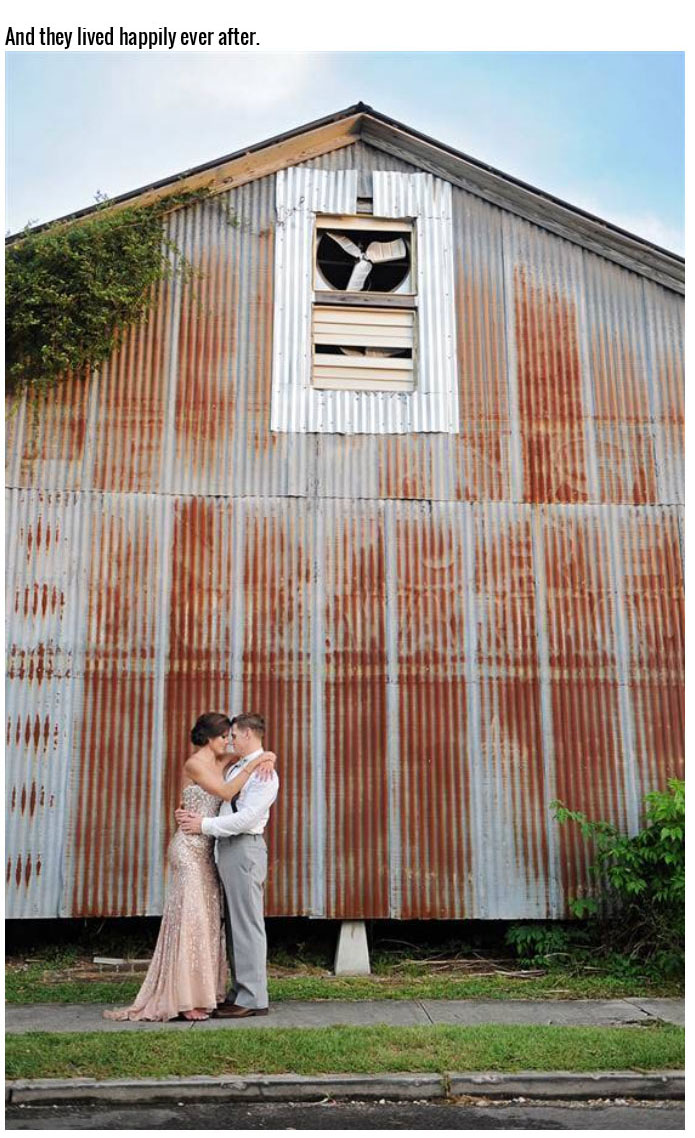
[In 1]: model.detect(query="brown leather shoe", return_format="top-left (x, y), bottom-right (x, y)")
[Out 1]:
top-left (213, 1004), bottom-right (269, 1018)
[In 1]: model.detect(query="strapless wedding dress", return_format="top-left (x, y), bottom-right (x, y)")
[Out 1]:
top-left (103, 784), bottom-right (227, 1021)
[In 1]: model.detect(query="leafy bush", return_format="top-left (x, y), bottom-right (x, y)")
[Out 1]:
top-left (504, 922), bottom-right (588, 968)
top-left (552, 779), bottom-right (684, 974)
top-left (5, 189), bottom-right (217, 401)
top-left (505, 782), bottom-right (684, 979)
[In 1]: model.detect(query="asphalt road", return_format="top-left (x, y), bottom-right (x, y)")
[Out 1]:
top-left (5, 1099), bottom-right (685, 1129)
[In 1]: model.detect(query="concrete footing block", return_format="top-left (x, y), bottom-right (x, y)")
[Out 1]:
top-left (334, 920), bottom-right (370, 975)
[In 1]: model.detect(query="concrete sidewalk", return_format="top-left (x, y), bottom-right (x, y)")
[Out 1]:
top-left (5, 997), bottom-right (684, 1034)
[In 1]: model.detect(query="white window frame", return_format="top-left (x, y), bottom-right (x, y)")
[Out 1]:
top-left (313, 214), bottom-right (416, 393)
top-left (270, 167), bottom-right (459, 434)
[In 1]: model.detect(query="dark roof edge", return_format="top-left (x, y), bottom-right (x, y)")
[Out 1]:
top-left (6, 101), bottom-right (684, 277)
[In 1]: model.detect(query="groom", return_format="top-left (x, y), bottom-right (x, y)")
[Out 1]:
top-left (176, 712), bottom-right (279, 1017)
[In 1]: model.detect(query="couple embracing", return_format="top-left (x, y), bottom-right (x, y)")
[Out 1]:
top-left (105, 712), bottom-right (278, 1022)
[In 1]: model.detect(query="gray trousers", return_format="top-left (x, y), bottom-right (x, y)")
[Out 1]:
top-left (216, 834), bottom-right (269, 1009)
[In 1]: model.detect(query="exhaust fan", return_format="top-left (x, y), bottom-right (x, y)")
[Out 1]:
top-left (317, 228), bottom-right (410, 293)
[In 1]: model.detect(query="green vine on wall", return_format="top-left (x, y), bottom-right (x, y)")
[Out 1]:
top-left (5, 188), bottom-right (217, 404)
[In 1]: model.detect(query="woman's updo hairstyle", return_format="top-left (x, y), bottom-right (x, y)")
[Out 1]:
top-left (190, 712), bottom-right (232, 747)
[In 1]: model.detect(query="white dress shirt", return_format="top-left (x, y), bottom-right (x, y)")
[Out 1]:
top-left (201, 748), bottom-right (279, 839)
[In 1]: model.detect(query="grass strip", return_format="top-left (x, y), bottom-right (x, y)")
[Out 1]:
top-left (5, 971), bottom-right (683, 1005)
top-left (5, 1024), bottom-right (684, 1081)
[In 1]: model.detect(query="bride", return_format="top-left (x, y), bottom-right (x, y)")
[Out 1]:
top-left (104, 712), bottom-right (276, 1022)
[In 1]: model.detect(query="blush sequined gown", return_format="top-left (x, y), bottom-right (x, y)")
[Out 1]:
top-left (103, 784), bottom-right (227, 1021)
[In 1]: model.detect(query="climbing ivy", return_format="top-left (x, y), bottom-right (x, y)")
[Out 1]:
top-left (5, 190), bottom-right (211, 401)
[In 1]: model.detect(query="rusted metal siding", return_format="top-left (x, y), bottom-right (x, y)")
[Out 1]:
top-left (6, 491), bottom-right (86, 917)
top-left (239, 499), bottom-right (316, 916)
top-left (5, 141), bottom-right (684, 919)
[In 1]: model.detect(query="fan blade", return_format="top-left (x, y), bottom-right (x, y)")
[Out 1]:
top-left (327, 232), bottom-right (363, 259)
top-left (338, 347), bottom-right (397, 357)
top-left (346, 259), bottom-right (373, 291)
top-left (365, 238), bottom-right (407, 264)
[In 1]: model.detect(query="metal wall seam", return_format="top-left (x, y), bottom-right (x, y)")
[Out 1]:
top-left (530, 505), bottom-right (563, 917)
top-left (309, 499), bottom-right (327, 917)
top-left (606, 507), bottom-right (640, 835)
top-left (384, 503), bottom-right (402, 918)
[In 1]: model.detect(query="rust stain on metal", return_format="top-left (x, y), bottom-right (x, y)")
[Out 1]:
top-left (92, 290), bottom-right (169, 490)
top-left (515, 266), bottom-right (587, 503)
top-left (18, 584), bottom-right (64, 618)
top-left (476, 510), bottom-right (548, 895)
top-left (324, 510), bottom-right (389, 917)
top-left (396, 510), bottom-right (472, 917)
top-left (236, 221), bottom-right (276, 465)
top-left (543, 513), bottom-right (625, 898)
top-left (163, 497), bottom-right (229, 841)
top-left (632, 681), bottom-right (684, 793)
top-left (174, 247), bottom-right (237, 471)
top-left (20, 372), bottom-right (90, 482)
top-left (241, 504), bottom-right (312, 915)
top-left (455, 268), bottom-right (508, 426)
top-left (379, 438), bottom-right (433, 502)
top-left (590, 326), bottom-right (658, 504)
top-left (591, 332), bottom-right (651, 423)
top-left (72, 506), bottom-right (158, 915)
top-left (73, 673), bottom-right (156, 915)
top-left (8, 644), bottom-right (53, 686)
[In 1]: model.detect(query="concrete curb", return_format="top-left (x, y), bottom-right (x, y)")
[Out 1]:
top-left (6, 1070), bottom-right (685, 1106)
top-left (448, 1070), bottom-right (685, 1101)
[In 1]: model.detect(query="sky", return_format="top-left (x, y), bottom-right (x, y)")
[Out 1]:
top-left (4, 51), bottom-right (685, 252)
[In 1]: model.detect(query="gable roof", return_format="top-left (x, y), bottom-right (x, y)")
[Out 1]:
top-left (9, 102), bottom-right (684, 293)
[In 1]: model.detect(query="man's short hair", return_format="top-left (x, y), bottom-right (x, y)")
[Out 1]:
top-left (231, 712), bottom-right (266, 739)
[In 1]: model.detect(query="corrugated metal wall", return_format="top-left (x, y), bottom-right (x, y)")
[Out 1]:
top-left (6, 140), bottom-right (684, 918)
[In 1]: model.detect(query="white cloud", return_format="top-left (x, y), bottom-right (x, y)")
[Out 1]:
top-left (596, 211), bottom-right (684, 255)
top-left (550, 185), bottom-right (684, 254)
top-left (146, 52), bottom-right (326, 113)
